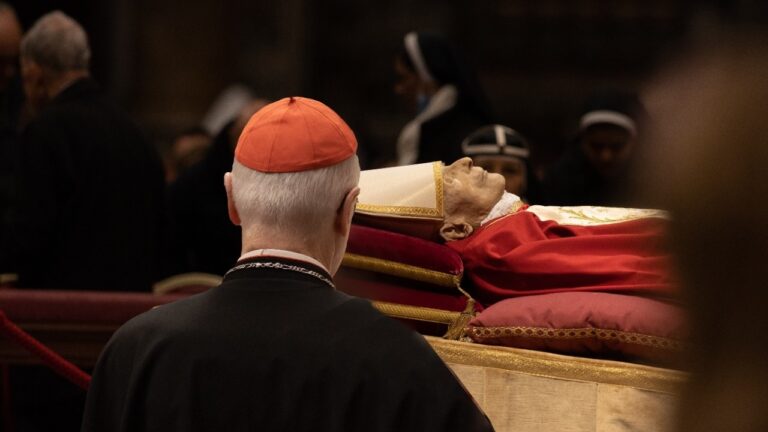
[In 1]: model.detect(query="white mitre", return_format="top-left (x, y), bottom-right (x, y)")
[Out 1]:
top-left (355, 162), bottom-right (445, 239)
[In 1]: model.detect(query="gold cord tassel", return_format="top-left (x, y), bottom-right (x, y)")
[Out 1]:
top-left (443, 298), bottom-right (476, 340)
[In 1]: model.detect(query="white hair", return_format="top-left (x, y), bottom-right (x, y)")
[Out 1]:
top-left (231, 156), bottom-right (360, 238)
top-left (20, 11), bottom-right (90, 72)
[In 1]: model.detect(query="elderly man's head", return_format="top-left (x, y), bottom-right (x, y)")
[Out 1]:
top-left (440, 157), bottom-right (506, 240)
top-left (0, 3), bottom-right (22, 92)
top-left (224, 97), bottom-right (360, 274)
top-left (20, 11), bottom-right (90, 109)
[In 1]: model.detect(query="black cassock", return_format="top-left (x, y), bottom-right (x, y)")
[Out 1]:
top-left (83, 257), bottom-right (494, 432)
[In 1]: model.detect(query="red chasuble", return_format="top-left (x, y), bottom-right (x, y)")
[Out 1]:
top-left (447, 211), bottom-right (675, 304)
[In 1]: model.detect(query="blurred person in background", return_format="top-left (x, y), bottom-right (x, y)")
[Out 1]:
top-left (10, 11), bottom-right (165, 292)
top-left (166, 97), bottom-right (268, 276)
top-left (0, 2), bottom-right (23, 274)
top-left (644, 30), bottom-right (768, 432)
top-left (164, 126), bottom-right (212, 183)
top-left (461, 124), bottom-right (541, 203)
top-left (394, 31), bottom-right (493, 165)
top-left (8, 10), bottom-right (166, 432)
top-left (541, 89), bottom-right (644, 206)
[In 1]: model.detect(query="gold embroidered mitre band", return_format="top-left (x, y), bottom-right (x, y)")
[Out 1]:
top-left (355, 162), bottom-right (445, 239)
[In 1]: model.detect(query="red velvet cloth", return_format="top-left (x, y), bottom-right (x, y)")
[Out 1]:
top-left (0, 289), bottom-right (182, 325)
top-left (335, 267), bottom-right (475, 313)
top-left (348, 225), bottom-right (463, 277)
top-left (448, 212), bottom-right (675, 303)
top-left (467, 292), bottom-right (685, 364)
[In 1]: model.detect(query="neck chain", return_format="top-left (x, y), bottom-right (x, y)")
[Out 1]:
top-left (225, 261), bottom-right (336, 289)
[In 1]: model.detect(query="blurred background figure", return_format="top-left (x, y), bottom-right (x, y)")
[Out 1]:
top-left (394, 31), bottom-right (493, 165)
top-left (166, 97), bottom-right (268, 276)
top-left (541, 89), bottom-right (644, 206)
top-left (8, 10), bottom-right (166, 432)
top-left (0, 2), bottom-right (23, 273)
top-left (461, 124), bottom-right (540, 203)
top-left (164, 126), bottom-right (212, 183)
top-left (643, 29), bottom-right (768, 432)
top-left (11, 10), bottom-right (165, 292)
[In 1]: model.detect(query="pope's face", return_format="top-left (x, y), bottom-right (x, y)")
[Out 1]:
top-left (443, 157), bottom-right (506, 225)
top-left (471, 155), bottom-right (527, 196)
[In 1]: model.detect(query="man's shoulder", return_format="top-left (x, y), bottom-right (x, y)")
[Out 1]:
top-left (108, 294), bottom-right (206, 345)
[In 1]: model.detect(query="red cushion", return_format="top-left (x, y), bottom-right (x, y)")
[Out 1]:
top-left (467, 292), bottom-right (685, 365)
top-left (341, 226), bottom-right (476, 336)
top-left (0, 289), bottom-right (182, 325)
top-left (335, 267), bottom-right (476, 313)
top-left (346, 224), bottom-right (463, 284)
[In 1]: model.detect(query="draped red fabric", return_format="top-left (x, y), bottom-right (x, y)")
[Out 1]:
top-left (448, 211), bottom-right (676, 303)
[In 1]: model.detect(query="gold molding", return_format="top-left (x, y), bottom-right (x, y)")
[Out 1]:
top-left (342, 253), bottom-right (461, 288)
top-left (426, 336), bottom-right (686, 394)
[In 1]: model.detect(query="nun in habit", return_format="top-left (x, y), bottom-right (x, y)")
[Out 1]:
top-left (394, 32), bottom-right (493, 165)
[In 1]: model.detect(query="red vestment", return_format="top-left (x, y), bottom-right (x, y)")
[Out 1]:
top-left (447, 211), bottom-right (675, 304)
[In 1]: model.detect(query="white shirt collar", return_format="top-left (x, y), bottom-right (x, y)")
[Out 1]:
top-left (238, 249), bottom-right (330, 274)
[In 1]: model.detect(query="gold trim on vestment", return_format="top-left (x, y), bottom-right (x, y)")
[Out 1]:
top-left (426, 336), bottom-right (686, 394)
top-left (354, 204), bottom-right (443, 218)
top-left (342, 253), bottom-right (462, 288)
top-left (433, 161), bottom-right (444, 215)
top-left (556, 207), bottom-right (662, 224)
top-left (355, 162), bottom-right (444, 218)
top-left (468, 326), bottom-right (682, 351)
top-left (371, 301), bottom-right (460, 324)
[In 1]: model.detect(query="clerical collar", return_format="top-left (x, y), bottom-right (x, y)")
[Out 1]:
top-left (228, 249), bottom-right (335, 289)
top-left (480, 192), bottom-right (524, 225)
top-left (238, 249), bottom-right (330, 274)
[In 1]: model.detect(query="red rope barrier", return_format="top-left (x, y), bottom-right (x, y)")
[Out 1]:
top-left (0, 310), bottom-right (91, 390)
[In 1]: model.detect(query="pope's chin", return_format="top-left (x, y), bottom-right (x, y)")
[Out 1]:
top-left (488, 172), bottom-right (507, 194)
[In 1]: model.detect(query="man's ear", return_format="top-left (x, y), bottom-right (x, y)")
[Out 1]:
top-left (335, 186), bottom-right (360, 234)
top-left (439, 219), bottom-right (474, 241)
top-left (224, 172), bottom-right (241, 226)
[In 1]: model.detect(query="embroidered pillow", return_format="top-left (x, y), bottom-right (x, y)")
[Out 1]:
top-left (467, 292), bottom-right (685, 365)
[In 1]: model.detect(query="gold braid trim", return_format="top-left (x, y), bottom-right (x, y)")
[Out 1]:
top-left (432, 161), bottom-right (444, 215)
top-left (426, 336), bottom-right (686, 394)
top-left (467, 326), bottom-right (683, 351)
top-left (372, 300), bottom-right (477, 341)
top-left (443, 299), bottom-right (476, 340)
top-left (371, 301), bottom-right (460, 325)
top-left (342, 253), bottom-right (462, 288)
top-left (355, 204), bottom-right (443, 218)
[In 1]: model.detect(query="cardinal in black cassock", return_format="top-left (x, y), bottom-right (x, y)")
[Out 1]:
top-left (82, 97), bottom-right (494, 432)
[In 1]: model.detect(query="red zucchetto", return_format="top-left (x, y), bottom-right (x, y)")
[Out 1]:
top-left (235, 97), bottom-right (358, 173)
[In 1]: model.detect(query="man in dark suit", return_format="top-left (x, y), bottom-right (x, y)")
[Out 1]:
top-left (83, 97), bottom-right (494, 432)
top-left (6, 11), bottom-right (166, 432)
top-left (0, 2), bottom-right (24, 274)
top-left (10, 11), bottom-right (164, 292)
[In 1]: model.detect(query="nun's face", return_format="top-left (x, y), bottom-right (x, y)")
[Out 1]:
top-left (394, 57), bottom-right (420, 108)
top-left (580, 124), bottom-right (635, 178)
top-left (471, 155), bottom-right (527, 197)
